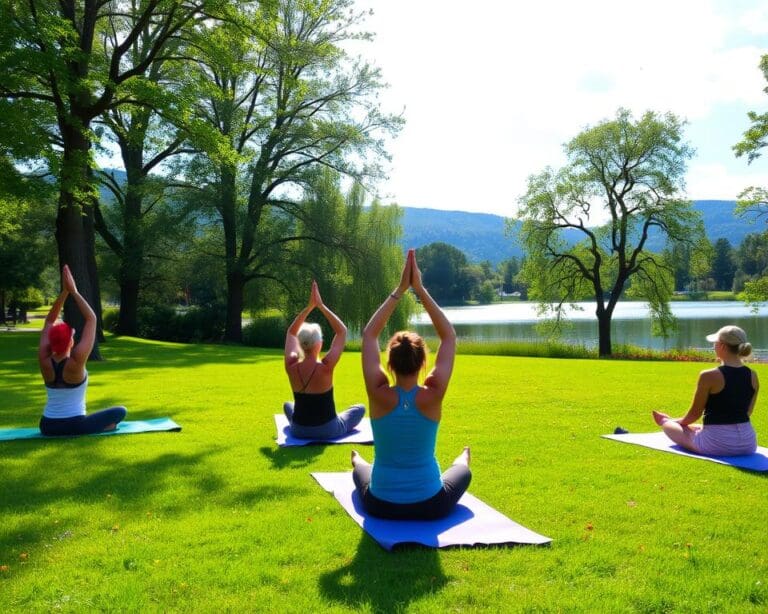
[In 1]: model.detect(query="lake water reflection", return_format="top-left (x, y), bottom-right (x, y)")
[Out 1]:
top-left (410, 301), bottom-right (768, 350)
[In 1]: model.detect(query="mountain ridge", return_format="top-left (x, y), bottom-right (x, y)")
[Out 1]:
top-left (400, 200), bottom-right (760, 264)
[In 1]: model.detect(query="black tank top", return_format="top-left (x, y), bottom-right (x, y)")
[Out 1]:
top-left (292, 388), bottom-right (337, 426)
top-left (46, 358), bottom-right (86, 389)
top-left (704, 366), bottom-right (753, 425)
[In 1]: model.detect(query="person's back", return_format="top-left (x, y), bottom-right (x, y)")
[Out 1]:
top-left (370, 386), bottom-right (441, 503)
top-left (652, 324), bottom-right (758, 456)
top-left (353, 249), bottom-right (471, 520)
top-left (38, 265), bottom-right (126, 436)
top-left (282, 281), bottom-right (364, 439)
top-left (704, 365), bottom-right (753, 425)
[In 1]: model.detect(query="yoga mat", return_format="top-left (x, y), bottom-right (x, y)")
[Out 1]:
top-left (311, 471), bottom-right (552, 550)
top-left (603, 431), bottom-right (768, 471)
top-left (0, 417), bottom-right (182, 441)
top-left (274, 414), bottom-right (373, 447)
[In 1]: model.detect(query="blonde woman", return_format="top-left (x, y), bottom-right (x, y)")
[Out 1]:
top-left (653, 325), bottom-right (759, 456)
top-left (283, 281), bottom-right (364, 439)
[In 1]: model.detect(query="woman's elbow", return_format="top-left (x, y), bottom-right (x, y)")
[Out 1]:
top-left (442, 326), bottom-right (457, 342)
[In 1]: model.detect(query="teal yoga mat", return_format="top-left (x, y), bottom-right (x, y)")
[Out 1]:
top-left (0, 418), bottom-right (181, 441)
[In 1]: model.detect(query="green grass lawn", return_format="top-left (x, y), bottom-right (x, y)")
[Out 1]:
top-left (1, 333), bottom-right (766, 612)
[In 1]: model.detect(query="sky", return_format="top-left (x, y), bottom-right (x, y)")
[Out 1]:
top-left (351, 0), bottom-right (768, 217)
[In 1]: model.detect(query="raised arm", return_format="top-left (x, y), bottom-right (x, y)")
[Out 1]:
top-left (668, 369), bottom-right (715, 425)
top-left (411, 251), bottom-right (456, 395)
top-left (284, 284), bottom-right (318, 370)
top-left (64, 265), bottom-right (97, 366)
top-left (313, 282), bottom-right (347, 369)
top-left (362, 251), bottom-right (412, 393)
top-left (38, 285), bottom-right (69, 363)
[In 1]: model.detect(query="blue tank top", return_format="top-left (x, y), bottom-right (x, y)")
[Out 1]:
top-left (370, 386), bottom-right (442, 503)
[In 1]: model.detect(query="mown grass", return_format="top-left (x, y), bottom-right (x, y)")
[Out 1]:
top-left (1, 333), bottom-right (766, 612)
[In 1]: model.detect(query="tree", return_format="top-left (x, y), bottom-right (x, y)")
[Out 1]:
top-left (185, 0), bottom-right (401, 341)
top-left (93, 6), bottom-right (211, 336)
top-left (0, 0), bottom-right (217, 353)
top-left (497, 257), bottom-right (526, 297)
top-left (415, 242), bottom-right (475, 303)
top-left (518, 109), bottom-right (705, 357)
top-left (288, 172), bottom-right (410, 336)
top-left (734, 53), bottom-right (768, 302)
top-left (0, 159), bottom-right (54, 323)
top-left (711, 238), bottom-right (736, 291)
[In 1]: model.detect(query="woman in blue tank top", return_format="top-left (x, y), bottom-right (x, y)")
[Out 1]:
top-left (652, 325), bottom-right (759, 456)
top-left (283, 280), bottom-right (365, 440)
top-left (38, 265), bottom-right (127, 436)
top-left (352, 249), bottom-right (471, 519)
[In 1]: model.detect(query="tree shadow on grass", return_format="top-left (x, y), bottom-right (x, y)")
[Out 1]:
top-left (318, 534), bottom-right (448, 613)
top-left (0, 440), bottom-right (238, 572)
top-left (0, 332), bottom-right (281, 376)
top-left (258, 445), bottom-right (325, 470)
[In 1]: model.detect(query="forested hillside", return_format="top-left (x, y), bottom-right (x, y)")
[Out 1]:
top-left (400, 200), bottom-right (759, 264)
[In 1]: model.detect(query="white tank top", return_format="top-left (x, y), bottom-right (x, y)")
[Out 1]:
top-left (43, 375), bottom-right (88, 418)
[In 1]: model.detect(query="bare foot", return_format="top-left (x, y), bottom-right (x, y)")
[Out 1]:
top-left (454, 446), bottom-right (471, 467)
top-left (652, 411), bottom-right (669, 427)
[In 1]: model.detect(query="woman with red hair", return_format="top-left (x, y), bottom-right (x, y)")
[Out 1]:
top-left (38, 265), bottom-right (126, 436)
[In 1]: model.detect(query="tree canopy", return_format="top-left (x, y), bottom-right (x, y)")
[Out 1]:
top-left (518, 108), bottom-right (705, 356)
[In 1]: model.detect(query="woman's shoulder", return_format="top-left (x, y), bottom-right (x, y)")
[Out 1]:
top-left (699, 366), bottom-right (723, 376)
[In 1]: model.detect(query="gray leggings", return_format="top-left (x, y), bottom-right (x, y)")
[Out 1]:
top-left (352, 462), bottom-right (472, 520)
top-left (283, 402), bottom-right (365, 440)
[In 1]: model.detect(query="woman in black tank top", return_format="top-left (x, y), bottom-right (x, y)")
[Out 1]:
top-left (652, 325), bottom-right (759, 456)
top-left (282, 281), bottom-right (364, 440)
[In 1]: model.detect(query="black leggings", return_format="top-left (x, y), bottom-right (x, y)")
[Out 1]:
top-left (352, 462), bottom-right (471, 520)
top-left (39, 407), bottom-right (127, 436)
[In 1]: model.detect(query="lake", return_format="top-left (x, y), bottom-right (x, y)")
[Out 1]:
top-left (410, 301), bottom-right (768, 351)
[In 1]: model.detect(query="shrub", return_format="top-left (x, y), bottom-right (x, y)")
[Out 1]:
top-left (102, 307), bottom-right (119, 333)
top-left (242, 312), bottom-right (287, 348)
top-left (133, 304), bottom-right (225, 343)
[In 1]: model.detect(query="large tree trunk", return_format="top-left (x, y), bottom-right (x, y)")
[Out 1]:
top-left (224, 269), bottom-right (244, 342)
top-left (116, 183), bottom-right (145, 337)
top-left (597, 310), bottom-right (612, 357)
top-left (56, 128), bottom-right (104, 359)
top-left (220, 165), bottom-right (242, 342)
top-left (117, 272), bottom-right (141, 336)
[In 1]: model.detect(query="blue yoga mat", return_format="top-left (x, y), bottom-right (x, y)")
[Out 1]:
top-left (312, 472), bottom-right (551, 550)
top-left (0, 417), bottom-right (182, 441)
top-left (603, 431), bottom-right (768, 471)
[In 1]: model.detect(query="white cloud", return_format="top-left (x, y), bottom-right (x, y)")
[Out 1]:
top-left (687, 161), bottom-right (768, 201)
top-left (354, 0), bottom-right (768, 215)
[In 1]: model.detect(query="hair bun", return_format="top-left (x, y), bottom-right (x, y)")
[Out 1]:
top-left (738, 342), bottom-right (753, 358)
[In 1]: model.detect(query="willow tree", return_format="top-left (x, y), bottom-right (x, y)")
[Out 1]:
top-left (288, 171), bottom-right (409, 336)
top-left (0, 0), bottom-right (217, 353)
top-left (186, 0), bottom-right (402, 342)
top-left (517, 109), bottom-right (705, 357)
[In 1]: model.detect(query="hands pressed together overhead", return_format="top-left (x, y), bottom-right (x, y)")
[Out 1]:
top-left (396, 249), bottom-right (424, 297)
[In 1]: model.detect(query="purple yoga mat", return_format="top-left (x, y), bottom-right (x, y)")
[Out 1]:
top-left (311, 471), bottom-right (552, 550)
top-left (274, 415), bottom-right (373, 447)
top-left (603, 431), bottom-right (768, 471)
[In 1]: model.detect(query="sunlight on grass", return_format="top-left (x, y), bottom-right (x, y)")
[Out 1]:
top-left (1, 333), bottom-right (766, 611)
